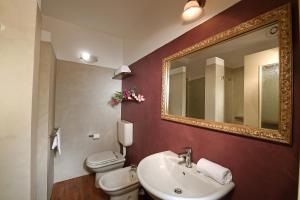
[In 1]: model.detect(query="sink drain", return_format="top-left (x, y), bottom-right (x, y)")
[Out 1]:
top-left (174, 188), bottom-right (182, 194)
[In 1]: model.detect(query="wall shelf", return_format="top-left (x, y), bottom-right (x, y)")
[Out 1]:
top-left (112, 72), bottom-right (133, 80)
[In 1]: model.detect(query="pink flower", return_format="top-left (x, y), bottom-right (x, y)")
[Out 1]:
top-left (123, 90), bottom-right (129, 99)
top-left (111, 99), bottom-right (119, 106)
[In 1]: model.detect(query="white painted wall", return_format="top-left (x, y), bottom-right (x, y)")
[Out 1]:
top-left (41, 0), bottom-right (240, 68)
top-left (54, 60), bottom-right (121, 182)
top-left (205, 57), bottom-right (225, 122)
top-left (42, 16), bottom-right (124, 69)
top-left (123, 0), bottom-right (241, 65)
top-left (0, 0), bottom-right (40, 199)
top-left (37, 42), bottom-right (56, 200)
top-left (31, 7), bottom-right (42, 200)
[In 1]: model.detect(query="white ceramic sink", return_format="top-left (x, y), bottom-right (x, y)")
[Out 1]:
top-left (137, 151), bottom-right (234, 200)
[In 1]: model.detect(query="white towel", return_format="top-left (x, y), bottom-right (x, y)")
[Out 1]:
top-left (197, 158), bottom-right (232, 185)
top-left (51, 128), bottom-right (62, 155)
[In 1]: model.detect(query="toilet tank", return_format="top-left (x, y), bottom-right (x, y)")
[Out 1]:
top-left (117, 120), bottom-right (133, 147)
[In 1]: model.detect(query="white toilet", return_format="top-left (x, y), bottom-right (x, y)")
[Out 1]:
top-left (86, 120), bottom-right (136, 189)
top-left (99, 166), bottom-right (140, 200)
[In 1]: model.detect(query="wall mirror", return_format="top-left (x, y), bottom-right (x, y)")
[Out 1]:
top-left (161, 4), bottom-right (293, 144)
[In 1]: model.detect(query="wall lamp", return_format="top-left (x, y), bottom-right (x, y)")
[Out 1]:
top-left (80, 52), bottom-right (98, 64)
top-left (182, 0), bottom-right (206, 22)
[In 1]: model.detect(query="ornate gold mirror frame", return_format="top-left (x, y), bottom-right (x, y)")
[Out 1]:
top-left (161, 4), bottom-right (293, 144)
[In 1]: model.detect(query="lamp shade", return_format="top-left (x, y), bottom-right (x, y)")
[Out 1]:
top-left (112, 65), bottom-right (132, 79)
top-left (182, 0), bottom-right (203, 22)
top-left (114, 65), bottom-right (131, 75)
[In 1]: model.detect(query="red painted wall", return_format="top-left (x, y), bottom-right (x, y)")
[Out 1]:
top-left (122, 0), bottom-right (300, 199)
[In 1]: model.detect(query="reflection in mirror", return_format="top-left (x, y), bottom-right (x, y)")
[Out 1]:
top-left (168, 22), bottom-right (279, 130)
top-left (260, 63), bottom-right (279, 130)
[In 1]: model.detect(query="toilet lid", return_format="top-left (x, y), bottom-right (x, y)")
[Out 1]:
top-left (86, 151), bottom-right (119, 166)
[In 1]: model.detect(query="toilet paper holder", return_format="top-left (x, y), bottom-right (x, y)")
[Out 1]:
top-left (88, 133), bottom-right (100, 139)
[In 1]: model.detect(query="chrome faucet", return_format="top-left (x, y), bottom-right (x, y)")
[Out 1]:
top-left (130, 164), bottom-right (137, 171)
top-left (178, 147), bottom-right (192, 168)
top-left (129, 164), bottom-right (137, 180)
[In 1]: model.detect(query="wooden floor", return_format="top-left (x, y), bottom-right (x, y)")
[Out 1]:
top-left (51, 174), bottom-right (109, 200)
top-left (50, 174), bottom-right (233, 200)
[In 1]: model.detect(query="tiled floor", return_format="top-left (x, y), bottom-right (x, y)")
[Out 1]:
top-left (51, 174), bottom-right (109, 200)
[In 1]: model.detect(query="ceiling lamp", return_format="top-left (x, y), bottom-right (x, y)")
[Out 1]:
top-left (182, 0), bottom-right (205, 22)
top-left (80, 52), bottom-right (98, 64)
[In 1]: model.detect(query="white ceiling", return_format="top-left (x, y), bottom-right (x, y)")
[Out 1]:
top-left (42, 16), bottom-right (124, 69)
top-left (42, 0), bottom-right (187, 38)
top-left (41, 0), bottom-right (241, 68)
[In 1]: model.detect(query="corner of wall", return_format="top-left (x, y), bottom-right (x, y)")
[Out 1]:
top-left (31, 4), bottom-right (42, 200)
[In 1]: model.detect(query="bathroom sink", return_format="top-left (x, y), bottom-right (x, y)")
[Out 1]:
top-left (137, 151), bottom-right (234, 200)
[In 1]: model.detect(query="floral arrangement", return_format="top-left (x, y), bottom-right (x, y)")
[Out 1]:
top-left (111, 89), bottom-right (145, 106)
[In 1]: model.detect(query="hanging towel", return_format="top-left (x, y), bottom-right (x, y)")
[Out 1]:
top-left (51, 128), bottom-right (62, 155)
top-left (197, 158), bottom-right (232, 185)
